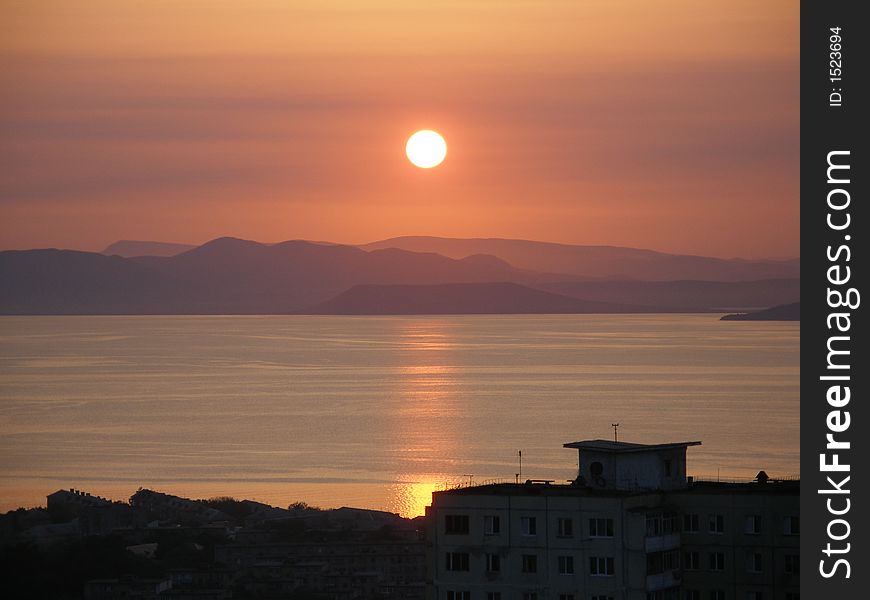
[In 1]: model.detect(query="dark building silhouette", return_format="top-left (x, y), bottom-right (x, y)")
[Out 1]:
top-left (427, 439), bottom-right (798, 600)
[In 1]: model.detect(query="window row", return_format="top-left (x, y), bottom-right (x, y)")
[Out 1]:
top-left (447, 512), bottom-right (798, 537)
top-left (445, 593), bottom-right (792, 600)
top-left (643, 511), bottom-right (794, 537)
top-left (680, 593), bottom-right (796, 600)
top-left (680, 551), bottom-right (799, 574)
top-left (445, 552), bottom-right (614, 576)
top-left (446, 593), bottom-right (614, 600)
top-left (446, 514), bottom-right (614, 538)
top-left (681, 513), bottom-right (799, 536)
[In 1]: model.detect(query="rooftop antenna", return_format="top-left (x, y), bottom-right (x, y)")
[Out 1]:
top-left (462, 474), bottom-right (474, 486)
top-left (518, 450), bottom-right (523, 481)
top-left (611, 423), bottom-right (620, 443)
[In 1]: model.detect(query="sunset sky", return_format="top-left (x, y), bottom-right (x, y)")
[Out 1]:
top-left (1, 1), bottom-right (799, 258)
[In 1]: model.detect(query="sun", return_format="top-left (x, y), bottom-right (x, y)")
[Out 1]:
top-left (406, 130), bottom-right (447, 169)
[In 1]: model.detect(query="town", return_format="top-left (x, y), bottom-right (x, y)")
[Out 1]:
top-left (1, 439), bottom-right (799, 600)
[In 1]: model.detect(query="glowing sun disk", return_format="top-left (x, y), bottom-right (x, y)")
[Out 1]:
top-left (406, 130), bottom-right (447, 168)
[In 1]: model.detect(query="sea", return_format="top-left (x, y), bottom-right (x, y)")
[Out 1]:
top-left (0, 315), bottom-right (799, 517)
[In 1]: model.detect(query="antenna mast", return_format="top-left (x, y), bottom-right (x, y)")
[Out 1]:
top-left (611, 423), bottom-right (620, 443)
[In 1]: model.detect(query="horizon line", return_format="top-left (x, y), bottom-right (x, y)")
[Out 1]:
top-left (4, 234), bottom-right (802, 263)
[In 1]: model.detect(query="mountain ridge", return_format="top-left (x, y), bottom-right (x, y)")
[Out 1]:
top-left (2, 237), bottom-right (800, 315)
top-left (306, 282), bottom-right (656, 315)
top-left (361, 236), bottom-right (800, 282)
top-left (101, 240), bottom-right (197, 257)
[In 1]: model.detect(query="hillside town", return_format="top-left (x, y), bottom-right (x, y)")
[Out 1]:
top-left (1, 440), bottom-right (798, 600)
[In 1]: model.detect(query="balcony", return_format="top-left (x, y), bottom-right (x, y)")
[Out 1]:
top-left (644, 532), bottom-right (680, 553)
top-left (646, 569), bottom-right (681, 591)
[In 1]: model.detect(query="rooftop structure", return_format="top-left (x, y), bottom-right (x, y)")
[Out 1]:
top-left (47, 489), bottom-right (115, 510)
top-left (563, 439), bottom-right (702, 491)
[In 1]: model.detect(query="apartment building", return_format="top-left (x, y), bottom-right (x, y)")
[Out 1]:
top-left (427, 440), bottom-right (798, 600)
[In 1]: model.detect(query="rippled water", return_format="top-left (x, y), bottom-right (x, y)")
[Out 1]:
top-left (0, 315), bottom-right (799, 516)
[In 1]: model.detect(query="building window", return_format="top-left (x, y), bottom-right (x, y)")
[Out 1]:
top-left (710, 592), bottom-right (725, 600)
top-left (646, 512), bottom-right (677, 536)
top-left (745, 593), bottom-right (763, 600)
top-left (785, 554), bottom-right (799, 575)
top-left (484, 515), bottom-right (501, 535)
top-left (684, 551), bottom-right (700, 570)
top-left (708, 514), bottom-right (725, 534)
top-left (785, 594), bottom-right (799, 600)
top-left (486, 593), bottom-right (502, 600)
top-left (683, 513), bottom-right (699, 533)
top-left (747, 552), bottom-right (762, 573)
top-left (485, 553), bottom-right (500, 573)
top-left (744, 515), bottom-right (762, 535)
top-left (557, 517), bottom-right (574, 537)
top-left (684, 592), bottom-right (701, 600)
top-left (784, 515), bottom-right (799, 535)
top-left (446, 592), bottom-right (470, 600)
top-left (590, 461), bottom-right (604, 478)
top-left (557, 555), bottom-right (574, 575)
top-left (558, 595), bottom-right (575, 600)
top-left (647, 549), bottom-right (679, 575)
top-left (592, 596), bottom-right (614, 600)
top-left (709, 552), bottom-right (725, 571)
top-left (521, 516), bottom-right (537, 536)
top-left (521, 554), bottom-right (538, 573)
top-left (646, 514), bottom-right (661, 536)
top-left (589, 556), bottom-right (615, 576)
top-left (522, 594), bottom-right (538, 600)
top-left (445, 552), bottom-right (470, 571)
top-left (445, 514), bottom-right (470, 535)
top-left (589, 517), bottom-right (614, 537)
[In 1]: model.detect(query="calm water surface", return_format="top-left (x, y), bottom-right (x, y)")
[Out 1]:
top-left (0, 315), bottom-right (799, 516)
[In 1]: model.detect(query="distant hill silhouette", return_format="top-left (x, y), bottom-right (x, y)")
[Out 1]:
top-left (0, 249), bottom-right (189, 314)
top-left (361, 236), bottom-right (800, 282)
top-left (307, 282), bottom-right (653, 314)
top-left (2, 239), bottom-right (548, 314)
top-left (720, 302), bottom-right (800, 321)
top-left (101, 240), bottom-right (196, 257)
top-left (132, 237), bottom-right (549, 312)
top-left (541, 279), bottom-right (800, 312)
top-left (1, 237), bottom-right (800, 315)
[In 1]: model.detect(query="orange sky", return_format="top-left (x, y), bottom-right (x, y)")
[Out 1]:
top-left (0, 1), bottom-right (799, 258)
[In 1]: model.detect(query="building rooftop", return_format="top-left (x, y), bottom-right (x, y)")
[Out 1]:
top-left (434, 482), bottom-right (634, 498)
top-left (562, 439), bottom-right (702, 452)
top-left (47, 488), bottom-right (115, 506)
top-left (432, 477), bottom-right (799, 499)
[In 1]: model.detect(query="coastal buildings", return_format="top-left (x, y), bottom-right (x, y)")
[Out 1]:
top-left (45, 488), bottom-right (137, 537)
top-left (130, 489), bottom-right (232, 524)
top-left (3, 442), bottom-right (797, 600)
top-left (427, 440), bottom-right (799, 600)
top-left (3, 487), bottom-right (428, 599)
top-left (215, 539), bottom-right (425, 599)
top-left (47, 488), bottom-right (115, 512)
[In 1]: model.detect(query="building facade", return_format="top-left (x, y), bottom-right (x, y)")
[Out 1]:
top-left (427, 440), bottom-right (798, 600)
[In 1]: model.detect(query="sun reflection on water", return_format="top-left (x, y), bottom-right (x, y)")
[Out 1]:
top-left (386, 320), bottom-right (468, 517)
top-left (389, 478), bottom-right (443, 518)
